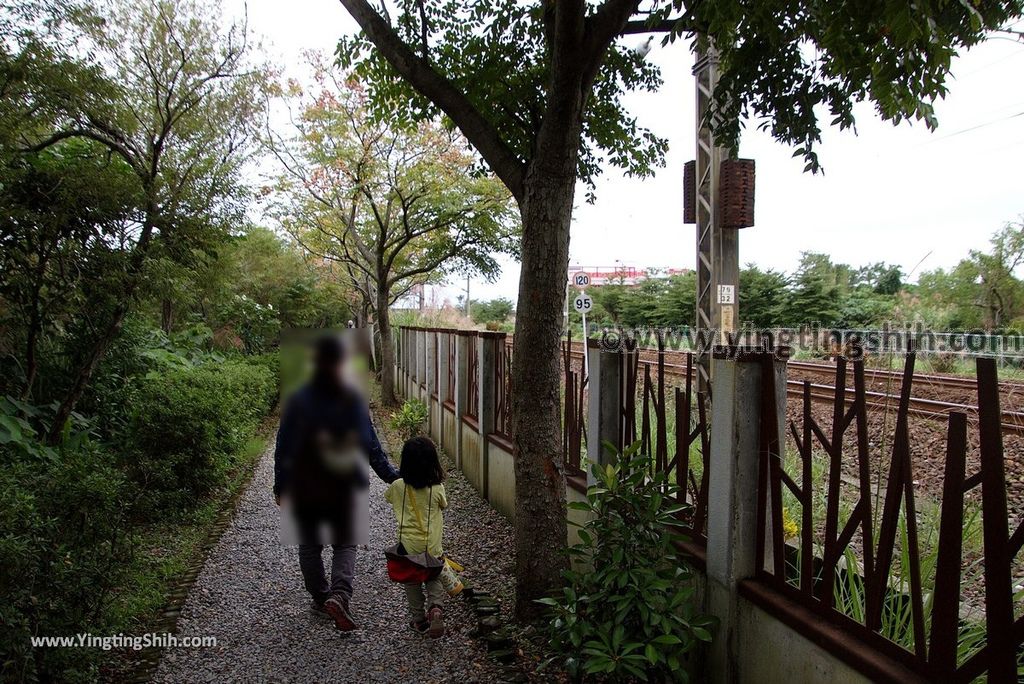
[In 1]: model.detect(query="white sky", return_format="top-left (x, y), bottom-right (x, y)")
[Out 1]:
top-left (230, 1), bottom-right (1024, 305)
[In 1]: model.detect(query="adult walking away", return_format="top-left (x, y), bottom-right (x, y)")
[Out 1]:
top-left (273, 334), bottom-right (398, 631)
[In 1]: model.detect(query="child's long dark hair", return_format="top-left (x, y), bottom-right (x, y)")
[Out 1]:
top-left (400, 436), bottom-right (445, 489)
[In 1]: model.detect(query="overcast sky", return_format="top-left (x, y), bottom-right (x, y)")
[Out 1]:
top-left (231, 1), bottom-right (1024, 305)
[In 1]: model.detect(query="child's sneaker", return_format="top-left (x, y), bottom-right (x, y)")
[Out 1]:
top-left (426, 606), bottom-right (445, 638)
top-left (324, 595), bottom-right (357, 631)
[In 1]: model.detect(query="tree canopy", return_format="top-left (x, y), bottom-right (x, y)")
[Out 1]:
top-left (337, 0), bottom-right (1023, 182)
top-left (267, 59), bottom-right (518, 402)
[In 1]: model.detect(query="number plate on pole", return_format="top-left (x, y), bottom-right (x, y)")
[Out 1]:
top-left (573, 272), bottom-right (591, 287)
top-left (573, 294), bottom-right (593, 312)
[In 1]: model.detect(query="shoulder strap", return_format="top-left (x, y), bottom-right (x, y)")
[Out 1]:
top-left (397, 485), bottom-right (406, 544)
top-left (405, 485), bottom-right (432, 536)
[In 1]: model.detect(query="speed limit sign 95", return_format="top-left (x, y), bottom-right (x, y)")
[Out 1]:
top-left (573, 294), bottom-right (593, 312)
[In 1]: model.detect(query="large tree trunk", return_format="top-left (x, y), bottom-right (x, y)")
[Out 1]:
top-left (45, 302), bottom-right (129, 443)
top-left (510, 143), bottom-right (580, 619)
top-left (377, 291), bottom-right (398, 406)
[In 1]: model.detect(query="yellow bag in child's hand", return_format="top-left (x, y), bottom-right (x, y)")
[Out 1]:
top-left (439, 557), bottom-right (464, 597)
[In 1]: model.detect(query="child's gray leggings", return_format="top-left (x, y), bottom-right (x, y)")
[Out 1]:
top-left (404, 579), bottom-right (445, 619)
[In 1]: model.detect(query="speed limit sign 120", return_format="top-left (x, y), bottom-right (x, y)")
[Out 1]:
top-left (572, 272), bottom-right (590, 287)
top-left (573, 294), bottom-right (593, 312)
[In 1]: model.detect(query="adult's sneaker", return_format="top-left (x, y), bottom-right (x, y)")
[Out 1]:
top-left (324, 595), bottom-right (357, 632)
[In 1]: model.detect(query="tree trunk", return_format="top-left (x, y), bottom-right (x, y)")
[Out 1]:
top-left (161, 298), bottom-right (174, 333)
top-left (510, 157), bottom-right (578, 619)
top-left (22, 318), bottom-right (40, 401)
top-left (377, 291), bottom-right (398, 406)
top-left (46, 205), bottom-right (157, 443)
top-left (45, 301), bottom-right (129, 443)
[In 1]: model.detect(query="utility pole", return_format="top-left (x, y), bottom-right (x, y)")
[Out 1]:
top-left (693, 43), bottom-right (739, 394)
top-left (463, 275), bottom-right (470, 316)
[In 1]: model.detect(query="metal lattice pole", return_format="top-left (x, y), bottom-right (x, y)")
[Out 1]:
top-left (693, 44), bottom-right (739, 394)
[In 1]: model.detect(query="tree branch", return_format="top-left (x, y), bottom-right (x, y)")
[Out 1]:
top-left (620, 18), bottom-right (680, 34)
top-left (337, 0), bottom-right (526, 202)
top-left (582, 0), bottom-right (643, 85)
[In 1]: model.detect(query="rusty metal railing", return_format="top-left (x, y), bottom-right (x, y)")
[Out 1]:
top-left (493, 336), bottom-right (513, 439)
top-left (562, 330), bottom-right (586, 475)
top-left (620, 337), bottom-right (710, 545)
top-left (754, 352), bottom-right (1023, 680)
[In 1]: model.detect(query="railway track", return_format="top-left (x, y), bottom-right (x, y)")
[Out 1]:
top-left (544, 341), bottom-right (1024, 435)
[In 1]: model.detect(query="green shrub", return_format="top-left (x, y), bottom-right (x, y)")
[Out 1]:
top-left (0, 441), bottom-right (132, 683)
top-left (391, 398), bottom-right (428, 440)
top-left (125, 356), bottom-right (275, 516)
top-left (926, 352), bottom-right (958, 374)
top-left (538, 442), bottom-right (716, 682)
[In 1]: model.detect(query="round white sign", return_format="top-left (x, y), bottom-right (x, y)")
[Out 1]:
top-left (572, 272), bottom-right (591, 287)
top-left (573, 294), bottom-right (593, 312)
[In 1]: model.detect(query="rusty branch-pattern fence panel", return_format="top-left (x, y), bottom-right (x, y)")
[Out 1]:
top-left (755, 352), bottom-right (1024, 681)
top-left (620, 337), bottom-right (710, 543)
top-left (493, 334), bottom-right (513, 438)
top-left (562, 330), bottom-right (587, 474)
top-left (464, 332), bottom-right (479, 420)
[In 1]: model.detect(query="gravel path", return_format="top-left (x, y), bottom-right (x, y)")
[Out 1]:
top-left (152, 426), bottom-right (520, 683)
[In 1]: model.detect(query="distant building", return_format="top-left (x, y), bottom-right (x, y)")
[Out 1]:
top-left (568, 266), bottom-right (692, 287)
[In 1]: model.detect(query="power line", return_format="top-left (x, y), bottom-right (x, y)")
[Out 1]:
top-left (922, 109), bottom-right (1024, 144)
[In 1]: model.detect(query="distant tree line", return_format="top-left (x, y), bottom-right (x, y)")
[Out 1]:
top-left (572, 217), bottom-right (1024, 333)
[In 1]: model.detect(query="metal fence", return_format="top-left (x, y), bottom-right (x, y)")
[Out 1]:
top-left (394, 325), bottom-right (1023, 679)
top-left (562, 332), bottom-right (587, 475)
top-left (494, 336), bottom-right (513, 439)
top-left (754, 352), bottom-right (1022, 680)
top-left (617, 341), bottom-right (711, 544)
top-left (464, 331), bottom-right (479, 421)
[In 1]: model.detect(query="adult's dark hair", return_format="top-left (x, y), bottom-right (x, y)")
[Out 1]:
top-left (312, 334), bottom-right (346, 388)
top-left (400, 436), bottom-right (445, 489)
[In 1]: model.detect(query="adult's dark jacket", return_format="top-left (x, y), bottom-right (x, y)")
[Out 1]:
top-left (273, 381), bottom-right (398, 510)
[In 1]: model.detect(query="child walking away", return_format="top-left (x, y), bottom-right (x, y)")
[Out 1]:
top-left (384, 436), bottom-right (448, 637)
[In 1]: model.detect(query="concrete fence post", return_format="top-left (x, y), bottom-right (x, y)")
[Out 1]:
top-left (420, 329), bottom-right (428, 393)
top-left (404, 327), bottom-right (412, 398)
top-left (393, 327), bottom-right (400, 397)
top-left (586, 343), bottom-right (622, 484)
top-left (437, 332), bottom-right (450, 448)
top-left (477, 333), bottom-right (499, 500)
top-left (404, 327), bottom-right (412, 399)
top-left (406, 327), bottom-right (415, 398)
top-left (397, 327), bottom-right (404, 397)
top-left (705, 348), bottom-right (787, 684)
top-left (398, 327), bottom-right (407, 399)
top-left (425, 331), bottom-right (437, 434)
top-left (453, 332), bottom-right (470, 469)
top-left (411, 328), bottom-right (420, 394)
